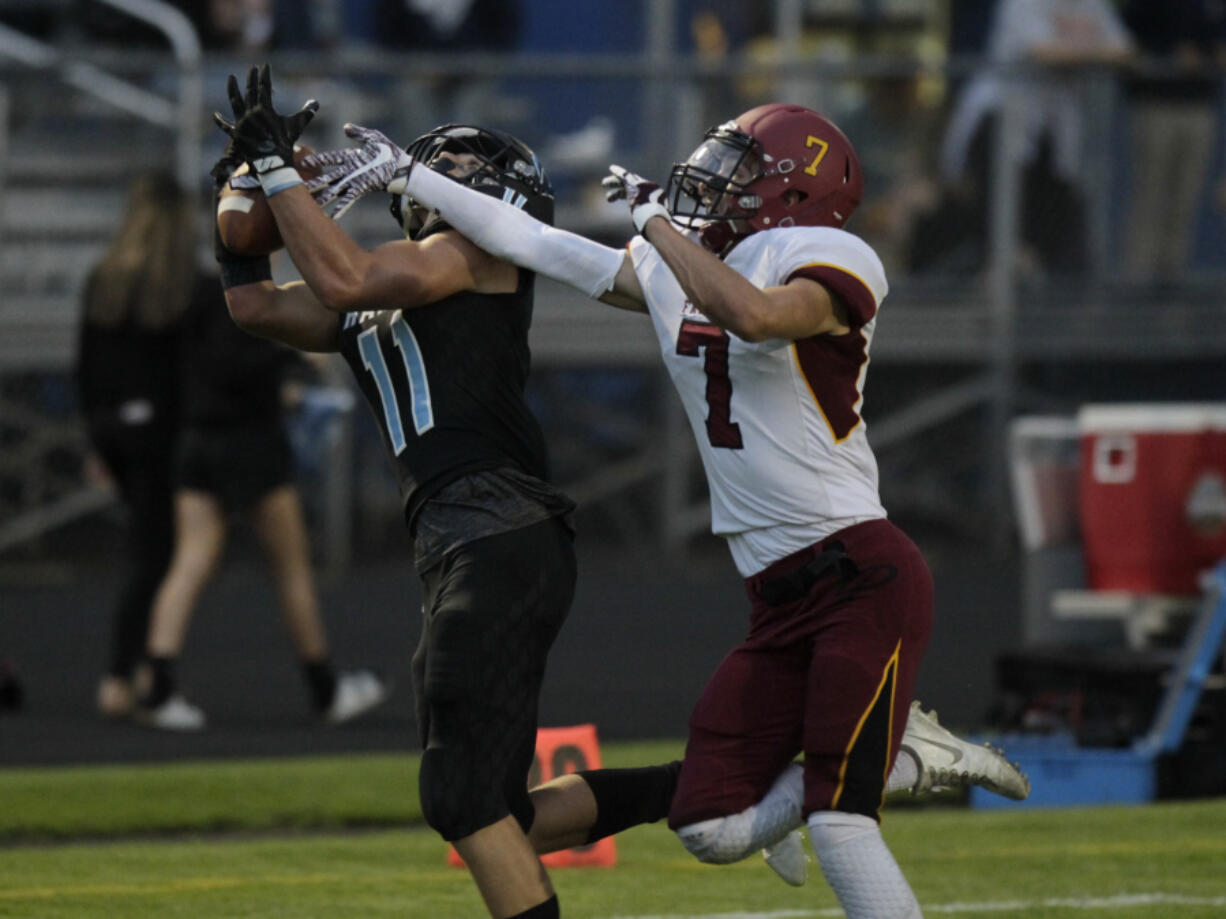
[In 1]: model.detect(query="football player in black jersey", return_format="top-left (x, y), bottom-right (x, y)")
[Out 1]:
top-left (211, 65), bottom-right (598, 919)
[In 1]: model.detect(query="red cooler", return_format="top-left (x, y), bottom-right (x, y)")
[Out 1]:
top-left (1078, 404), bottom-right (1226, 595)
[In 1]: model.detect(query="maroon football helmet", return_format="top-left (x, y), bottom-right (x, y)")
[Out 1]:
top-left (665, 103), bottom-right (863, 255)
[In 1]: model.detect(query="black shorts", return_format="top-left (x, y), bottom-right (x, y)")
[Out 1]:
top-left (175, 424), bottom-right (293, 511)
top-left (412, 515), bottom-right (577, 829)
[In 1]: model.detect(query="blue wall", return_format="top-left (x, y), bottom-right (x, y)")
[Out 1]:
top-left (521, 0), bottom-right (644, 52)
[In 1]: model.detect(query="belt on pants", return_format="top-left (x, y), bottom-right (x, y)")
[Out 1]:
top-left (757, 541), bottom-right (858, 606)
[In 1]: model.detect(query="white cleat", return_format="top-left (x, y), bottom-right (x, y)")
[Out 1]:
top-left (325, 670), bottom-right (389, 725)
top-left (762, 829), bottom-right (809, 886)
top-left (901, 701), bottom-right (1030, 801)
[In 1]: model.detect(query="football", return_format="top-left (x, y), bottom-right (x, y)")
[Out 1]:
top-left (216, 143), bottom-right (320, 257)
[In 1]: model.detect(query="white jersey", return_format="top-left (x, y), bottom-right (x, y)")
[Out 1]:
top-left (629, 226), bottom-right (889, 577)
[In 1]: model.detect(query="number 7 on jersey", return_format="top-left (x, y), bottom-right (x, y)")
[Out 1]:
top-left (676, 319), bottom-right (743, 449)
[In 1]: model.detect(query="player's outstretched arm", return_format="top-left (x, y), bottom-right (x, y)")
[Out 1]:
top-left (306, 125), bottom-right (645, 311)
top-left (603, 165), bottom-right (845, 341)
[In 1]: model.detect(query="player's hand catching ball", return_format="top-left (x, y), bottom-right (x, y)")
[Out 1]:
top-left (213, 63), bottom-right (318, 197)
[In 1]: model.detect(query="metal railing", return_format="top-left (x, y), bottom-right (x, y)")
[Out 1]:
top-left (0, 0), bottom-right (201, 187)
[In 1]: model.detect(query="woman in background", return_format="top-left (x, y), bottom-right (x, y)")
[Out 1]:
top-left (76, 171), bottom-right (191, 717)
top-left (135, 196), bottom-right (389, 729)
top-left (80, 172), bottom-right (387, 729)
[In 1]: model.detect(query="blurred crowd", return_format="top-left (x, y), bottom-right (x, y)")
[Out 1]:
top-left (5, 0), bottom-right (1224, 288)
top-left (5, 0), bottom-right (522, 53)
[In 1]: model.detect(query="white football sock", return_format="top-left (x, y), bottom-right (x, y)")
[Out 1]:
top-left (808, 811), bottom-right (922, 919)
top-left (752, 760), bottom-right (806, 848)
top-left (676, 761), bottom-right (806, 863)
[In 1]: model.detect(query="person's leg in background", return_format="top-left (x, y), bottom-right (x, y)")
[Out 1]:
top-left (1155, 104), bottom-right (1215, 282)
top-left (138, 489), bottom-right (227, 730)
top-left (95, 427), bottom-right (175, 717)
top-left (249, 483), bottom-right (386, 722)
top-left (1124, 101), bottom-right (1173, 284)
top-left (1120, 102), bottom-right (1214, 285)
top-left (1023, 134), bottom-right (1088, 277)
top-left (0, 654), bottom-right (23, 712)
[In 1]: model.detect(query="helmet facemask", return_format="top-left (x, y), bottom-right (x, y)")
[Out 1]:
top-left (390, 124), bottom-right (553, 239)
top-left (666, 124), bottom-right (763, 253)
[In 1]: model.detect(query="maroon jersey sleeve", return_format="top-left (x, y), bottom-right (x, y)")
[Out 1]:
top-left (785, 264), bottom-right (878, 327)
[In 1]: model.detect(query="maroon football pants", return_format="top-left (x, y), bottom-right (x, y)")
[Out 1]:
top-left (668, 518), bottom-right (934, 828)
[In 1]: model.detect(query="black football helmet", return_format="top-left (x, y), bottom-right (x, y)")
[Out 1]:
top-left (665, 103), bottom-right (863, 255)
top-left (391, 124), bottom-right (554, 239)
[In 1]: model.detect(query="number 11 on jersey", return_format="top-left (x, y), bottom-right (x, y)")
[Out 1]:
top-left (357, 316), bottom-right (434, 455)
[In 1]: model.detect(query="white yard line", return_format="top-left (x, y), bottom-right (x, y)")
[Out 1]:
top-left (606, 893), bottom-right (1226, 919)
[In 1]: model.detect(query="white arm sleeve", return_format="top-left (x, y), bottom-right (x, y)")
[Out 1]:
top-left (404, 164), bottom-right (624, 299)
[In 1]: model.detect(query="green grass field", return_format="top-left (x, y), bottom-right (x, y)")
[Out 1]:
top-left (2, 741), bottom-right (1224, 918)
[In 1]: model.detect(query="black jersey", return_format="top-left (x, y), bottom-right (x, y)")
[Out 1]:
top-left (76, 268), bottom-right (184, 431)
top-left (337, 266), bottom-right (553, 526)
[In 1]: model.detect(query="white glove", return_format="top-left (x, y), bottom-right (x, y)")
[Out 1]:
top-left (601, 164), bottom-right (670, 234)
top-left (303, 123), bottom-right (413, 220)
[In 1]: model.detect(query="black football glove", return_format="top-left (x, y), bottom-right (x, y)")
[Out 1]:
top-left (213, 63), bottom-right (318, 196)
top-left (209, 137), bottom-right (247, 192)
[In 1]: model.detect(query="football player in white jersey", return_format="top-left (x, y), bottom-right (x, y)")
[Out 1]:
top-left (308, 103), bottom-right (1029, 918)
